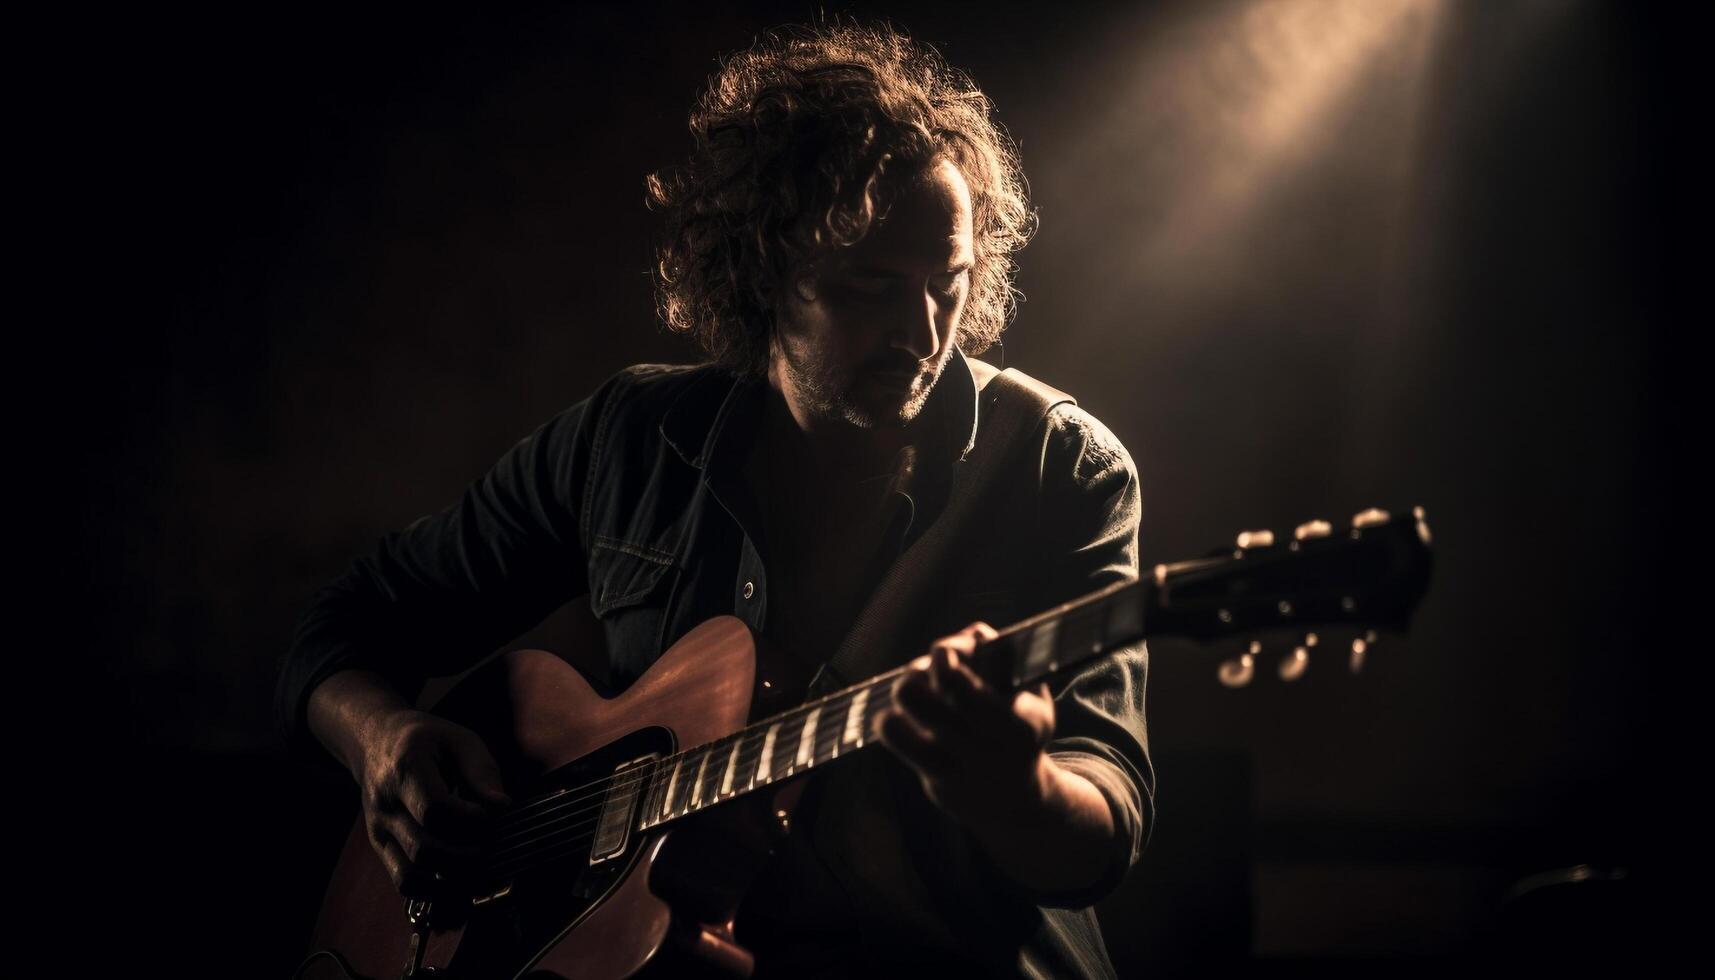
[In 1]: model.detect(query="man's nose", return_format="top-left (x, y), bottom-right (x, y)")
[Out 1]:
top-left (888, 286), bottom-right (941, 361)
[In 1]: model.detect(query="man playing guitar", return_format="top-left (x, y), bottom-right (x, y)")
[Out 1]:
top-left (279, 21), bottom-right (1152, 978)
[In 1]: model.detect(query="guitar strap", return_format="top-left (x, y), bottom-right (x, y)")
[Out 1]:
top-left (807, 360), bottom-right (1074, 697)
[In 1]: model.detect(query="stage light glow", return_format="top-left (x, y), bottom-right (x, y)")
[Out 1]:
top-left (1033, 0), bottom-right (1448, 330)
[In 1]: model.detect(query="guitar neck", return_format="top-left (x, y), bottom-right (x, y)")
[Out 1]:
top-left (634, 577), bottom-right (1152, 832)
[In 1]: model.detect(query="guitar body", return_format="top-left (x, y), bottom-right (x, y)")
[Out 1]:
top-left (302, 616), bottom-right (785, 980)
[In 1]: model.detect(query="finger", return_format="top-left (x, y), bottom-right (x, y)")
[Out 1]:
top-left (369, 825), bottom-right (406, 887)
top-left (398, 763), bottom-right (450, 825)
top-left (924, 623), bottom-right (998, 696)
top-left (400, 768), bottom-right (489, 840)
top-left (916, 621), bottom-right (990, 678)
top-left (371, 826), bottom-right (436, 897)
top-left (969, 621), bottom-right (1000, 642)
top-left (936, 655), bottom-right (1017, 731)
top-left (895, 662), bottom-right (938, 704)
top-left (895, 667), bottom-right (970, 738)
top-left (447, 734), bottom-right (513, 810)
top-left (1012, 685), bottom-right (1057, 745)
top-left (927, 626), bottom-right (986, 661)
top-left (929, 642), bottom-right (959, 686)
top-left (383, 810), bottom-right (478, 880)
top-left (875, 707), bottom-right (957, 776)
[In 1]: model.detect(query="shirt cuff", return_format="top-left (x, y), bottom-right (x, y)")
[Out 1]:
top-left (1043, 749), bottom-right (1148, 907)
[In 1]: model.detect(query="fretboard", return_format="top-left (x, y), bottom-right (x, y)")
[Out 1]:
top-left (635, 577), bottom-right (1149, 832)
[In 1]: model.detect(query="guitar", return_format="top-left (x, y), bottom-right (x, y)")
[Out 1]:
top-left (296, 506), bottom-right (1433, 979)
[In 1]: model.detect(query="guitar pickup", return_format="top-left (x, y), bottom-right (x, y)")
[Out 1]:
top-left (589, 753), bottom-right (658, 865)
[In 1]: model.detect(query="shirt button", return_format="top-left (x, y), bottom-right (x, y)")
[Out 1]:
top-left (742, 581), bottom-right (755, 600)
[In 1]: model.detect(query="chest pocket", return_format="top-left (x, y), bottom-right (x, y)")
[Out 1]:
top-left (588, 537), bottom-right (681, 682)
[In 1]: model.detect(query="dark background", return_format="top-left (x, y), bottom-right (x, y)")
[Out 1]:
top-left (68, 1), bottom-right (1686, 975)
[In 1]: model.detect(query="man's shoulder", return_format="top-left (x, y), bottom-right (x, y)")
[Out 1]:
top-left (600, 361), bottom-right (726, 403)
top-left (583, 361), bottom-right (732, 430)
top-left (1045, 400), bottom-right (1133, 483)
top-left (993, 365), bottom-right (1134, 493)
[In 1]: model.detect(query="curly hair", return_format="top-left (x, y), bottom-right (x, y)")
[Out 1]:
top-left (645, 21), bottom-right (1036, 376)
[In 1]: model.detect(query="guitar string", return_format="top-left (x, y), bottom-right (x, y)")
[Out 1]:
top-left (477, 605), bottom-right (1109, 875)
top-left (479, 619), bottom-right (1076, 866)
top-left (482, 682), bottom-right (904, 868)
top-left (484, 728), bottom-right (892, 878)
top-left (481, 664), bottom-right (920, 850)
top-left (482, 694), bottom-right (830, 846)
top-left (479, 611), bottom-right (1110, 870)
top-left (481, 604), bottom-right (1106, 851)
top-left (490, 684), bottom-right (898, 849)
top-left (482, 706), bottom-right (898, 882)
top-left (478, 610), bottom-right (1127, 879)
top-left (482, 667), bottom-right (926, 848)
top-left (484, 697), bottom-right (845, 850)
top-left (479, 684), bottom-right (910, 877)
top-left (483, 621), bottom-right (1125, 878)
top-left (485, 692), bottom-right (869, 853)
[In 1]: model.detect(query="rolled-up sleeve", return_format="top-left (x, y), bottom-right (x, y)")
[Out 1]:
top-left (273, 380), bottom-right (612, 759)
top-left (1033, 402), bottom-right (1154, 908)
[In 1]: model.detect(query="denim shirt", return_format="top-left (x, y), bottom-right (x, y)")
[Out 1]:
top-left (278, 349), bottom-right (1153, 979)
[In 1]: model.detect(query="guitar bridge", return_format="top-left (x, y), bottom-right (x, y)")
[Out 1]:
top-left (589, 753), bottom-right (657, 865)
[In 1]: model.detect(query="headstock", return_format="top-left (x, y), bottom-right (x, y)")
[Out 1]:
top-left (980, 506), bottom-right (1432, 693)
top-left (1151, 506), bottom-right (1433, 687)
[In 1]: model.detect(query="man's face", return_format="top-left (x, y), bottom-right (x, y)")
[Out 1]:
top-left (772, 157), bottom-right (975, 430)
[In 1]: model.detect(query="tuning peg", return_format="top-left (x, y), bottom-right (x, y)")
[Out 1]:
top-left (1294, 520), bottom-right (1332, 541)
top-left (1235, 529), bottom-right (1276, 550)
top-left (1352, 507), bottom-right (1391, 529)
top-left (1279, 644), bottom-right (1310, 681)
top-left (1290, 519), bottom-right (1332, 551)
top-left (1218, 641), bottom-right (1260, 688)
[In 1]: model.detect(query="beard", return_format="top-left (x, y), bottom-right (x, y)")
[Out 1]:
top-left (777, 337), bottom-right (953, 430)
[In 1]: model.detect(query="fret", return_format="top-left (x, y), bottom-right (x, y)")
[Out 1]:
top-left (1023, 617), bottom-right (1060, 679)
top-left (661, 755), bottom-right (685, 822)
top-left (821, 694), bottom-right (845, 760)
top-left (1060, 602), bottom-right (1102, 671)
top-left (641, 764), bottom-right (667, 828)
top-left (688, 748), bottom-right (711, 810)
top-left (795, 706), bottom-right (822, 770)
top-left (675, 750), bottom-right (702, 815)
top-left (697, 742), bottom-right (725, 808)
top-left (840, 686), bottom-right (870, 753)
top-left (754, 722), bottom-right (780, 787)
top-left (731, 729), bottom-right (762, 791)
top-left (773, 714), bottom-right (799, 777)
top-left (718, 738), bottom-right (743, 798)
top-left (1105, 585), bottom-right (1144, 647)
